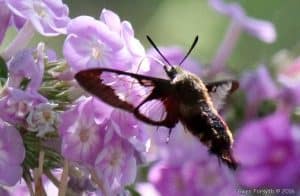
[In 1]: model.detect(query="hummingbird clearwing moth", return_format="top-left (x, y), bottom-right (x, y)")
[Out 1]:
top-left (75, 36), bottom-right (239, 169)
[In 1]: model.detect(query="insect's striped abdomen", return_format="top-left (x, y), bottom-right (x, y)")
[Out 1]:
top-left (179, 102), bottom-right (237, 169)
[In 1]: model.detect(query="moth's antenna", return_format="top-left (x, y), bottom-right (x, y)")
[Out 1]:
top-left (147, 35), bottom-right (171, 65)
top-left (179, 35), bottom-right (199, 66)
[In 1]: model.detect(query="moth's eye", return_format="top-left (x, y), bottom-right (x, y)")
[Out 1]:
top-left (165, 66), bottom-right (177, 79)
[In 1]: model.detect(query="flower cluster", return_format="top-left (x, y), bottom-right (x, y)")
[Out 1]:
top-left (234, 112), bottom-right (300, 188)
top-left (0, 0), bottom-right (299, 195)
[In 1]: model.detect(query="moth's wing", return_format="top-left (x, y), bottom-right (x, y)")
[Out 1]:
top-left (206, 80), bottom-right (239, 110)
top-left (75, 68), bottom-right (179, 128)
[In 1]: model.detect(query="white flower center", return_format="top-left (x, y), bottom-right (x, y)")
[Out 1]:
top-left (74, 119), bottom-right (98, 146)
top-left (33, 1), bottom-right (47, 18)
top-left (79, 128), bottom-right (90, 143)
top-left (6, 100), bottom-right (29, 118)
top-left (108, 147), bottom-right (123, 168)
top-left (91, 47), bottom-right (102, 59)
top-left (26, 103), bottom-right (57, 137)
top-left (42, 110), bottom-right (53, 122)
top-left (90, 40), bottom-right (106, 61)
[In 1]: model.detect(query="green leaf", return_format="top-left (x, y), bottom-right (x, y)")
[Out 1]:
top-left (22, 132), bottom-right (62, 170)
top-left (0, 56), bottom-right (7, 78)
top-left (126, 185), bottom-right (141, 196)
top-left (0, 56), bottom-right (7, 85)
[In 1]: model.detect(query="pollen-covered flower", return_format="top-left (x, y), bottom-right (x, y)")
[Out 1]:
top-left (5, 0), bottom-right (70, 36)
top-left (234, 111), bottom-right (300, 188)
top-left (0, 122), bottom-right (25, 186)
top-left (59, 97), bottom-right (112, 164)
top-left (26, 102), bottom-right (58, 137)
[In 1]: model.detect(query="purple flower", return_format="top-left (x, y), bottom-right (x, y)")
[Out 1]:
top-left (63, 16), bottom-right (126, 72)
top-left (26, 102), bottom-right (58, 137)
top-left (209, 0), bottom-right (276, 75)
top-left (278, 57), bottom-right (300, 107)
top-left (234, 111), bottom-right (300, 188)
top-left (241, 65), bottom-right (278, 102)
top-left (148, 124), bottom-right (207, 163)
top-left (279, 84), bottom-right (300, 108)
top-left (0, 1), bottom-right (11, 45)
top-left (145, 124), bottom-right (237, 195)
top-left (0, 0), bottom-right (25, 45)
top-left (0, 186), bottom-right (9, 196)
top-left (6, 43), bottom-right (45, 91)
top-left (110, 110), bottom-right (149, 152)
top-left (278, 57), bottom-right (300, 86)
top-left (64, 9), bottom-right (148, 74)
top-left (94, 121), bottom-right (137, 195)
top-left (6, 176), bottom-right (59, 195)
top-left (0, 122), bottom-right (25, 186)
top-left (149, 157), bottom-right (237, 196)
top-left (100, 9), bottom-right (148, 72)
top-left (59, 97), bottom-right (112, 164)
top-left (1, 0), bottom-right (70, 60)
top-left (241, 65), bottom-right (278, 117)
top-left (10, 13), bottom-right (26, 29)
top-left (146, 46), bottom-right (202, 78)
top-left (0, 88), bottom-right (47, 124)
top-left (6, 0), bottom-right (70, 36)
top-left (209, 0), bottom-right (276, 43)
top-left (45, 48), bottom-right (57, 61)
top-left (149, 163), bottom-right (195, 196)
top-left (59, 95), bottom-right (147, 194)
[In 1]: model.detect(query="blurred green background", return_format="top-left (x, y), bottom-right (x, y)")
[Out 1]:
top-left (3, 0), bottom-right (300, 73)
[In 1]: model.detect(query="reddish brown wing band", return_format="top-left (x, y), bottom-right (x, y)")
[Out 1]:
top-left (75, 68), bottom-right (135, 112)
top-left (75, 68), bottom-right (179, 128)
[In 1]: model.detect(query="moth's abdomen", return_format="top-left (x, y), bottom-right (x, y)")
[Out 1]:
top-left (179, 103), bottom-right (237, 169)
